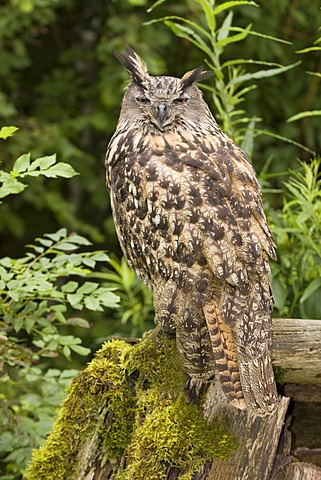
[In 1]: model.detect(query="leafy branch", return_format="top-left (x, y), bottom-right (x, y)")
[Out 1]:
top-left (270, 158), bottom-right (321, 318)
top-left (0, 153), bottom-right (78, 200)
top-left (93, 256), bottom-right (154, 335)
top-left (146, 0), bottom-right (299, 150)
top-left (0, 228), bottom-right (119, 362)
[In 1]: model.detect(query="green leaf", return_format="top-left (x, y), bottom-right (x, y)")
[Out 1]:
top-left (217, 11), bottom-right (233, 42)
top-left (58, 334), bottom-right (79, 346)
top-left (300, 288), bottom-right (321, 319)
top-left (54, 242), bottom-right (79, 251)
top-left (227, 61), bottom-right (301, 87)
top-left (33, 162), bottom-right (78, 179)
top-left (61, 281), bottom-right (79, 293)
top-left (27, 155), bottom-right (56, 172)
top-left (69, 344), bottom-right (91, 356)
top-left (230, 27), bottom-right (292, 44)
top-left (55, 310), bottom-right (67, 324)
top-left (31, 246), bottom-right (45, 254)
top-left (63, 345), bottom-right (71, 358)
top-left (65, 253), bottom-right (82, 265)
top-left (287, 110), bottom-right (321, 122)
top-left (67, 293), bottom-right (83, 308)
top-left (296, 46), bottom-right (321, 54)
top-left (163, 21), bottom-right (213, 56)
top-left (38, 155), bottom-right (57, 170)
top-left (82, 257), bottom-right (95, 268)
top-left (60, 369), bottom-right (79, 379)
top-left (51, 304), bottom-right (67, 313)
top-left (12, 153), bottom-right (31, 173)
top-left (255, 129), bottom-right (315, 156)
top-left (271, 275), bottom-right (288, 312)
top-left (0, 126), bottom-right (19, 140)
top-left (197, 0), bottom-right (216, 31)
top-left (241, 116), bottom-right (257, 159)
top-left (25, 317), bottom-right (36, 333)
top-left (0, 175), bottom-right (27, 199)
top-left (216, 24), bottom-right (252, 49)
top-left (214, 1), bottom-right (258, 16)
top-left (37, 238), bottom-right (53, 247)
top-left (45, 228), bottom-right (67, 242)
top-left (300, 278), bottom-right (321, 304)
top-left (98, 290), bottom-right (120, 309)
top-left (33, 339), bottom-right (45, 348)
top-left (77, 282), bottom-right (99, 295)
top-left (306, 71), bottom-right (321, 79)
top-left (51, 162), bottom-right (78, 178)
top-left (84, 296), bottom-right (102, 311)
top-left (91, 252), bottom-right (110, 262)
top-left (222, 58), bottom-right (282, 69)
top-left (67, 234), bottom-right (92, 246)
top-left (146, 0), bottom-right (167, 12)
top-left (13, 316), bottom-right (24, 333)
top-left (144, 16), bottom-right (211, 40)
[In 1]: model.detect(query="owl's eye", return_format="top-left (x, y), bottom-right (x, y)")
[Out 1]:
top-left (135, 96), bottom-right (150, 104)
top-left (174, 96), bottom-right (189, 104)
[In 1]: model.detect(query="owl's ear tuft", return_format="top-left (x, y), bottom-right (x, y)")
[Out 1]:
top-left (115, 47), bottom-right (149, 88)
top-left (180, 67), bottom-right (214, 89)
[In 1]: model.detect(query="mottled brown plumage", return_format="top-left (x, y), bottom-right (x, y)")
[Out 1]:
top-left (105, 47), bottom-right (279, 415)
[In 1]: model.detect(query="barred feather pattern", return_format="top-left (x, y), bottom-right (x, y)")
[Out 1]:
top-left (105, 48), bottom-right (279, 415)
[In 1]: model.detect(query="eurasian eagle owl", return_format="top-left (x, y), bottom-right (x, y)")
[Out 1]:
top-left (105, 47), bottom-right (278, 415)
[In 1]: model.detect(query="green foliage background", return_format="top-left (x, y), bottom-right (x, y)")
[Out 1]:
top-left (1, 0), bottom-right (320, 252)
top-left (0, 0), bottom-right (320, 478)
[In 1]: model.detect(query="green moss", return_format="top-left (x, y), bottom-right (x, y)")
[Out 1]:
top-left (26, 340), bottom-right (135, 479)
top-left (126, 329), bottom-right (186, 392)
top-left (116, 331), bottom-right (236, 480)
top-left (116, 391), bottom-right (236, 480)
top-left (26, 331), bottom-right (236, 480)
top-left (273, 365), bottom-right (287, 384)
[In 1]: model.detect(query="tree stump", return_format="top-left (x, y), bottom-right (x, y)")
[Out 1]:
top-left (25, 319), bottom-right (321, 480)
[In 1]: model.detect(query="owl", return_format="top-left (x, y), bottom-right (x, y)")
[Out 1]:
top-left (105, 47), bottom-right (278, 415)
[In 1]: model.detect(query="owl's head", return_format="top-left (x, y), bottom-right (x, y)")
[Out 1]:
top-left (115, 47), bottom-right (214, 133)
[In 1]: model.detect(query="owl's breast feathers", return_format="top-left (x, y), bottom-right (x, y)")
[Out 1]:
top-left (106, 127), bottom-right (275, 295)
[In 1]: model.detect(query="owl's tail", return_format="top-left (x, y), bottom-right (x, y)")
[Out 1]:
top-left (203, 296), bottom-right (278, 416)
top-left (237, 348), bottom-right (278, 415)
top-left (203, 300), bottom-right (246, 410)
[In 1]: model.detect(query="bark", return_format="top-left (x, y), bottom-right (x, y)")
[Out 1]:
top-left (203, 385), bottom-right (290, 480)
top-left (282, 463), bottom-right (321, 480)
top-left (25, 318), bottom-right (321, 480)
top-left (271, 318), bottom-right (321, 385)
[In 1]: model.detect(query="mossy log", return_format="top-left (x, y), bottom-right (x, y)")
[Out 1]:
top-left (25, 318), bottom-right (321, 480)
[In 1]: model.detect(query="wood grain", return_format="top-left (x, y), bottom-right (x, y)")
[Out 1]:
top-left (272, 318), bottom-right (321, 385)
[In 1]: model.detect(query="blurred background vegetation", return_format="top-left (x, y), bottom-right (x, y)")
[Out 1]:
top-left (0, 0), bottom-right (320, 478)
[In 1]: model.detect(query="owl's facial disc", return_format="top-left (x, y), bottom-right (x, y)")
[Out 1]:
top-left (134, 93), bottom-right (168, 127)
top-left (152, 97), bottom-right (189, 130)
top-left (134, 86), bottom-right (191, 131)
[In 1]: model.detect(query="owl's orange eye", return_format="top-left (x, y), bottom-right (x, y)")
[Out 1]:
top-left (135, 96), bottom-right (150, 104)
top-left (174, 97), bottom-right (189, 104)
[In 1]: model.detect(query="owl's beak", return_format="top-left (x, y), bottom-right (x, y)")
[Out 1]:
top-left (156, 103), bottom-right (167, 125)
